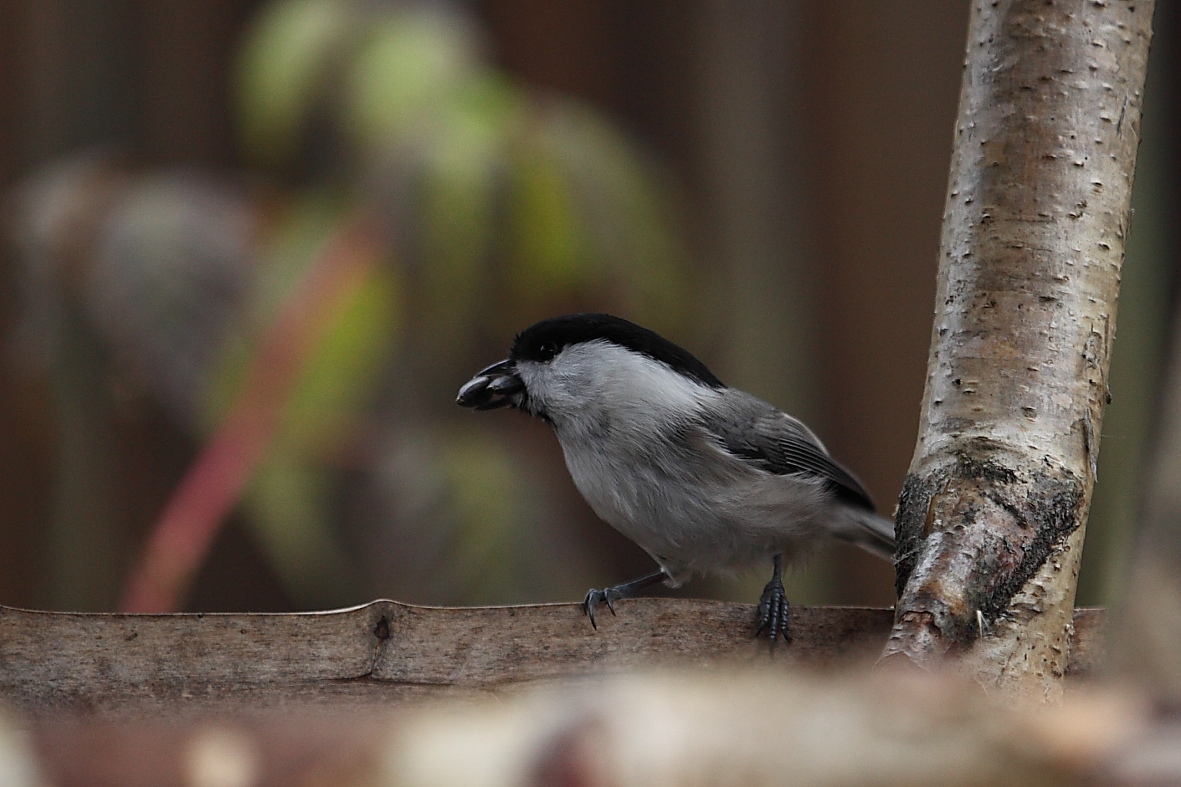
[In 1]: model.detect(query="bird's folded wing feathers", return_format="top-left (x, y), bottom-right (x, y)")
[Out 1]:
top-left (703, 397), bottom-right (877, 511)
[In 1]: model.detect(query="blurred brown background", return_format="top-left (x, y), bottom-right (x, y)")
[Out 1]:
top-left (0, 0), bottom-right (1176, 614)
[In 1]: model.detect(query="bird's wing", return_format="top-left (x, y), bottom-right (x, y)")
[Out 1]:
top-left (703, 393), bottom-right (877, 511)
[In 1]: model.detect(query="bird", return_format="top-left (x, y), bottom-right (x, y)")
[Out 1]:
top-left (456, 313), bottom-right (895, 643)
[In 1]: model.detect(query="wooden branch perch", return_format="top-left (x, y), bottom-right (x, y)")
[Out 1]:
top-left (883, 0), bottom-right (1153, 697)
top-left (0, 601), bottom-right (1104, 719)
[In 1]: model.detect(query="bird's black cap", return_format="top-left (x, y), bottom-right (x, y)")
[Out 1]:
top-left (510, 313), bottom-right (724, 388)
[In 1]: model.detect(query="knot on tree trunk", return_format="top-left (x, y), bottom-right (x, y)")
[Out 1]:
top-left (888, 444), bottom-right (1083, 662)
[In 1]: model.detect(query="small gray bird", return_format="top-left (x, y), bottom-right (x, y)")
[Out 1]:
top-left (457, 313), bottom-right (895, 642)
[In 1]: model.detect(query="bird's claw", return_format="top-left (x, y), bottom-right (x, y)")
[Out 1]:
top-left (755, 574), bottom-right (792, 647)
top-left (582, 587), bottom-right (620, 629)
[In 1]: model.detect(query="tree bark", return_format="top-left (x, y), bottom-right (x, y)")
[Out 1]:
top-left (883, 0), bottom-right (1153, 699)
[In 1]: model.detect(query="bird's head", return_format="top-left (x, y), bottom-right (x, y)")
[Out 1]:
top-left (457, 313), bottom-right (723, 427)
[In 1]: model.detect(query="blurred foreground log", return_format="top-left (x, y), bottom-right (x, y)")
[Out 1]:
top-left (12, 666), bottom-right (1181, 787)
top-left (0, 601), bottom-right (1103, 719)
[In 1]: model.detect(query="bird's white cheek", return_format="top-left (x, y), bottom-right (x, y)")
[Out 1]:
top-left (519, 366), bottom-right (594, 423)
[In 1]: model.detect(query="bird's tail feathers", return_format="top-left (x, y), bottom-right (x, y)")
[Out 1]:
top-left (831, 507), bottom-right (896, 562)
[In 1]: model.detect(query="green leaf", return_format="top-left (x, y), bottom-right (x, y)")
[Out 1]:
top-left (342, 7), bottom-right (480, 156)
top-left (416, 75), bottom-right (521, 355)
top-left (201, 192), bottom-right (347, 428)
top-left (506, 128), bottom-right (595, 307)
top-left (236, 0), bottom-right (357, 169)
top-left (280, 263), bottom-right (401, 453)
top-left (243, 453), bottom-right (356, 606)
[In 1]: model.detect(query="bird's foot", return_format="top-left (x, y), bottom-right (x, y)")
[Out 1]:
top-left (582, 586), bottom-right (623, 629)
top-left (755, 572), bottom-right (792, 647)
top-left (581, 570), bottom-right (669, 630)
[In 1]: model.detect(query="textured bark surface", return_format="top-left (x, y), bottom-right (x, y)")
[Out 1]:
top-left (884, 0), bottom-right (1153, 697)
top-left (0, 601), bottom-right (1104, 719)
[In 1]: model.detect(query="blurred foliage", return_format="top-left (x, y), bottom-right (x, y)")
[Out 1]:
top-left (8, 0), bottom-right (699, 610)
top-left (236, 0), bottom-right (358, 171)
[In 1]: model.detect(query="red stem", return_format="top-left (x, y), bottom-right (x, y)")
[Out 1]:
top-left (120, 217), bottom-right (383, 613)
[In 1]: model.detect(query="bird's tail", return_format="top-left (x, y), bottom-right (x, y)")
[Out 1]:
top-left (831, 506), bottom-right (896, 562)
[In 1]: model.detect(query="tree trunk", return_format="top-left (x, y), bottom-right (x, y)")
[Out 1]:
top-left (882, 0), bottom-right (1154, 699)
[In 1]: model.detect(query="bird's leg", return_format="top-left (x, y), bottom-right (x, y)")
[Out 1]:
top-left (583, 570), bottom-right (669, 629)
top-left (755, 554), bottom-right (791, 646)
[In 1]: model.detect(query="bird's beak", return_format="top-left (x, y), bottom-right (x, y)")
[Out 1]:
top-left (456, 359), bottom-right (525, 410)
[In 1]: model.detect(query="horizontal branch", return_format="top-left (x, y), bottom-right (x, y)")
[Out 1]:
top-left (0, 600), bottom-right (1103, 718)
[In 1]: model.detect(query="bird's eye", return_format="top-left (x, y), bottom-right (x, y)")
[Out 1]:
top-left (537, 342), bottom-right (558, 361)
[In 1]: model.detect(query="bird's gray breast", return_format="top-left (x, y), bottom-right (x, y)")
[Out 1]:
top-left (556, 413), bottom-right (830, 578)
top-left (557, 417), bottom-right (723, 556)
